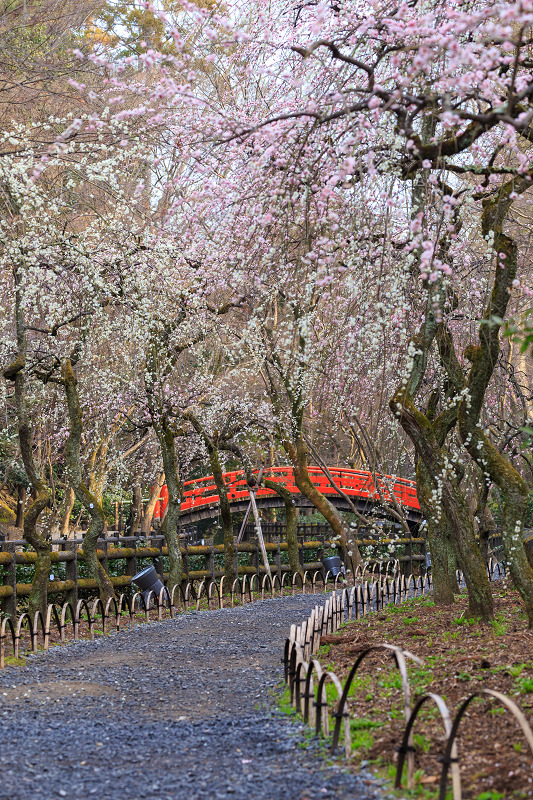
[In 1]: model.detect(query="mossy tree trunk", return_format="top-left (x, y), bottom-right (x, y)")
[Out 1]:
top-left (3, 273), bottom-right (51, 618)
top-left (62, 359), bottom-right (115, 604)
top-left (156, 421), bottom-right (183, 592)
top-left (127, 476), bottom-right (142, 535)
top-left (453, 184), bottom-right (533, 626)
top-left (391, 390), bottom-right (494, 620)
top-left (261, 320), bottom-right (362, 572)
top-left (390, 280), bottom-right (494, 621)
top-left (282, 435), bottom-right (362, 570)
top-left (185, 414), bottom-right (236, 585)
top-left (264, 479), bottom-right (302, 577)
top-left (208, 447), bottom-right (236, 586)
top-left (416, 460), bottom-right (458, 605)
top-left (144, 330), bottom-right (185, 594)
top-left (141, 471), bottom-right (165, 535)
top-left (59, 486), bottom-right (75, 538)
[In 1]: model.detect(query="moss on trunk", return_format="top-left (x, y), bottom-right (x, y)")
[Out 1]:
top-left (264, 479), bottom-right (302, 577)
top-left (62, 359), bottom-right (115, 604)
top-left (416, 460), bottom-right (457, 605)
top-left (284, 437), bottom-right (362, 571)
top-left (391, 390), bottom-right (494, 621)
top-left (209, 448), bottom-right (236, 586)
top-left (157, 422), bottom-right (183, 592)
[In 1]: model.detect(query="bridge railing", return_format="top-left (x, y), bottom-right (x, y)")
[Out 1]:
top-left (172, 466), bottom-right (421, 518)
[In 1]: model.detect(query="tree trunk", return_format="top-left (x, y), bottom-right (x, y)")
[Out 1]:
top-left (128, 478), bottom-right (142, 535)
top-left (141, 472), bottom-right (165, 535)
top-left (416, 460), bottom-right (457, 605)
top-left (455, 187), bottom-right (533, 626)
top-left (209, 447), bottom-right (236, 585)
top-left (264, 479), bottom-right (302, 577)
top-left (284, 436), bottom-right (362, 571)
top-left (461, 431), bottom-right (533, 625)
top-left (391, 391), bottom-right (494, 621)
top-left (3, 278), bottom-right (52, 618)
top-left (156, 421), bottom-right (183, 592)
top-left (15, 483), bottom-right (26, 528)
top-left (59, 486), bottom-right (75, 538)
top-left (62, 360), bottom-right (115, 603)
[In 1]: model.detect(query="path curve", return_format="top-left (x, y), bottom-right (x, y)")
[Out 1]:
top-left (0, 595), bottom-right (385, 800)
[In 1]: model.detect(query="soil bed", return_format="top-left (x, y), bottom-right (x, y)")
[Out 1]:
top-left (318, 582), bottom-right (533, 799)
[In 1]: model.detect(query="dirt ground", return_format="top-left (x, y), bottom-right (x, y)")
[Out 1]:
top-left (319, 582), bottom-right (533, 799)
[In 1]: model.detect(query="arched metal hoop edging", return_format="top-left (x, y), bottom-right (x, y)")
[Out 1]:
top-left (75, 599), bottom-right (93, 640)
top-left (294, 658), bottom-right (310, 713)
top-left (330, 643), bottom-right (422, 785)
top-left (195, 579), bottom-right (207, 611)
top-left (288, 640), bottom-right (305, 703)
top-left (47, 603), bottom-right (63, 646)
top-left (60, 601), bottom-right (76, 641)
top-left (117, 592), bottom-right (134, 623)
top-left (395, 693), bottom-right (460, 798)
top-left (90, 598), bottom-right (106, 635)
top-left (230, 577), bottom-right (240, 606)
top-left (292, 571), bottom-right (304, 596)
top-left (249, 573), bottom-right (259, 600)
top-left (104, 596), bottom-right (120, 631)
top-left (32, 610), bottom-right (47, 652)
top-left (217, 576), bottom-right (225, 608)
top-left (205, 581), bottom-right (216, 611)
top-left (15, 613), bottom-right (34, 658)
top-left (438, 689), bottom-right (533, 800)
top-left (261, 573), bottom-right (272, 600)
top-left (302, 657), bottom-right (325, 728)
top-left (241, 575), bottom-right (249, 604)
top-left (129, 591), bottom-right (145, 619)
top-left (316, 669), bottom-right (346, 741)
top-left (0, 616), bottom-right (16, 667)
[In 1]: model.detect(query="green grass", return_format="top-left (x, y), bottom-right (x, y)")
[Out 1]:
top-left (517, 677), bottom-right (533, 694)
top-left (2, 655), bottom-right (26, 667)
top-left (489, 616), bottom-right (509, 636)
top-left (350, 717), bottom-right (383, 730)
top-left (351, 728), bottom-right (375, 751)
top-left (413, 732), bottom-right (431, 753)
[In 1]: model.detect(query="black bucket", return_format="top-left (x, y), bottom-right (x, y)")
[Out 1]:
top-left (322, 556), bottom-right (342, 577)
top-left (132, 565), bottom-right (165, 603)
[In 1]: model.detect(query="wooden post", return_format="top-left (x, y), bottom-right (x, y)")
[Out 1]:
top-left (251, 536), bottom-right (259, 575)
top-left (274, 535), bottom-right (282, 580)
top-left (155, 536), bottom-right (165, 581)
top-left (205, 536), bottom-right (215, 581)
top-left (16, 484), bottom-right (26, 528)
top-left (124, 537), bottom-right (138, 581)
top-left (64, 540), bottom-right (78, 607)
top-left (182, 536), bottom-right (189, 580)
top-left (249, 492), bottom-right (271, 580)
top-left (233, 535), bottom-right (239, 580)
top-left (100, 538), bottom-right (108, 576)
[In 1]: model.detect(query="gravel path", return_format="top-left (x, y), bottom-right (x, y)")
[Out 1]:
top-left (0, 594), bottom-right (387, 800)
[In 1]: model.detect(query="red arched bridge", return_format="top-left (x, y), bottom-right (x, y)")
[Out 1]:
top-left (154, 466), bottom-right (421, 526)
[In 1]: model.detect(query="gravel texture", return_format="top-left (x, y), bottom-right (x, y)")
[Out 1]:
top-left (0, 594), bottom-right (388, 800)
